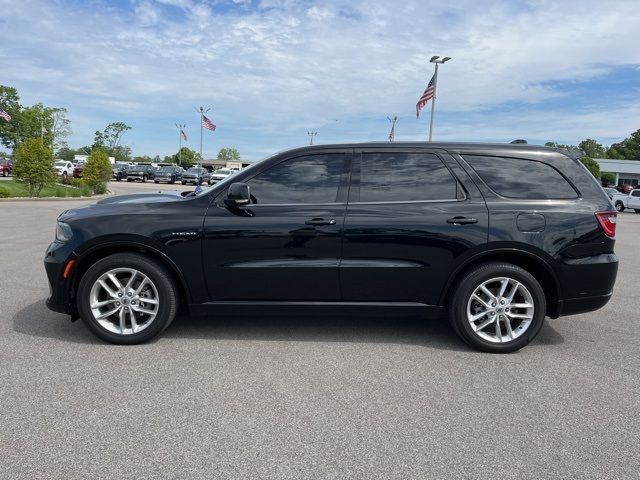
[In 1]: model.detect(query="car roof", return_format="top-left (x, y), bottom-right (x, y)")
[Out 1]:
top-left (272, 141), bottom-right (569, 162)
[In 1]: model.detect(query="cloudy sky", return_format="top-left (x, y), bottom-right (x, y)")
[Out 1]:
top-left (1, 0), bottom-right (639, 160)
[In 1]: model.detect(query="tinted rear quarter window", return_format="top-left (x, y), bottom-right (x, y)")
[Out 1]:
top-left (358, 152), bottom-right (462, 202)
top-left (463, 155), bottom-right (578, 199)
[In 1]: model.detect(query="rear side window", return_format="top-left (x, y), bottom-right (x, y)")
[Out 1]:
top-left (358, 152), bottom-right (462, 202)
top-left (631, 190), bottom-right (640, 197)
top-left (463, 155), bottom-right (578, 199)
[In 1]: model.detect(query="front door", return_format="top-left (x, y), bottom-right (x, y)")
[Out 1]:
top-left (340, 149), bottom-right (488, 305)
top-left (203, 151), bottom-right (350, 301)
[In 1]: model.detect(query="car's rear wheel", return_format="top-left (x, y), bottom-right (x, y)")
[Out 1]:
top-left (77, 253), bottom-right (178, 344)
top-left (449, 262), bottom-right (546, 353)
top-left (615, 201), bottom-right (625, 212)
top-left (635, 209), bottom-right (640, 214)
top-left (2, 170), bottom-right (7, 177)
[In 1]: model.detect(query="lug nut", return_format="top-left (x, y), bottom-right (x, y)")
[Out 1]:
top-left (491, 302), bottom-right (496, 307)
top-left (118, 293), bottom-right (122, 297)
top-left (124, 307), bottom-right (129, 311)
top-left (116, 302), bottom-right (120, 306)
top-left (500, 300), bottom-right (505, 305)
top-left (127, 292), bottom-right (132, 297)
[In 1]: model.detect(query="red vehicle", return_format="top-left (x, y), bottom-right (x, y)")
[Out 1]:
top-left (0, 158), bottom-right (12, 177)
top-left (73, 163), bottom-right (84, 178)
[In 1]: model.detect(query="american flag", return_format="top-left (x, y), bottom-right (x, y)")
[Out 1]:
top-left (202, 115), bottom-right (216, 131)
top-left (0, 108), bottom-right (11, 122)
top-left (180, 128), bottom-right (188, 141)
top-left (416, 74), bottom-right (436, 118)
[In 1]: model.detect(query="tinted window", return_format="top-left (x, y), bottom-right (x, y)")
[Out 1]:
top-left (464, 155), bottom-right (577, 199)
top-left (358, 152), bottom-right (461, 202)
top-left (247, 154), bottom-right (345, 204)
top-left (631, 190), bottom-right (640, 197)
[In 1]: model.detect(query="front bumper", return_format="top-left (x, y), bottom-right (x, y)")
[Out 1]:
top-left (44, 241), bottom-right (76, 316)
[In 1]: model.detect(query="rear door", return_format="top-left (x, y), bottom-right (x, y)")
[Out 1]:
top-left (628, 190), bottom-right (640, 209)
top-left (340, 148), bottom-right (488, 305)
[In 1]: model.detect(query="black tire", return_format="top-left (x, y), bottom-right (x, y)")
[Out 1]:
top-left (77, 253), bottom-right (179, 344)
top-left (635, 209), bottom-right (640, 214)
top-left (127, 178), bottom-right (132, 182)
top-left (3, 170), bottom-right (7, 177)
top-left (116, 173), bottom-right (122, 182)
top-left (142, 174), bottom-right (147, 183)
top-left (62, 172), bottom-right (68, 180)
top-left (154, 180), bottom-right (159, 184)
top-left (615, 201), bottom-right (625, 212)
top-left (181, 181), bottom-right (186, 185)
top-left (448, 262), bottom-right (546, 353)
top-left (170, 176), bottom-right (175, 184)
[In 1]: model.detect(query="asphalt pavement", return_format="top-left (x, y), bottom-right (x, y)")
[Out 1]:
top-left (1, 181), bottom-right (639, 479)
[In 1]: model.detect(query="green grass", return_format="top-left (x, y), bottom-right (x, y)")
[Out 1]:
top-left (0, 180), bottom-right (95, 198)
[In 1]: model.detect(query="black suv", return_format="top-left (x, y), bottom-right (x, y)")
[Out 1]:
top-left (154, 165), bottom-right (185, 184)
top-left (44, 143), bottom-right (618, 352)
top-left (126, 164), bottom-right (156, 182)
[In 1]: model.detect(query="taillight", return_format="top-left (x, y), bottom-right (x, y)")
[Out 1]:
top-left (595, 211), bottom-right (617, 238)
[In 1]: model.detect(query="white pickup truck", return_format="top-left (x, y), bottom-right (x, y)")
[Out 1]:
top-left (612, 189), bottom-right (640, 213)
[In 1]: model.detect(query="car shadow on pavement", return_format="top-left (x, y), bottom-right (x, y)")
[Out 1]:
top-left (13, 299), bottom-right (101, 345)
top-left (13, 299), bottom-right (564, 350)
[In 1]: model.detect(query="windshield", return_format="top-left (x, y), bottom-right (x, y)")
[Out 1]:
top-left (186, 168), bottom-right (202, 173)
top-left (159, 166), bottom-right (175, 172)
top-left (215, 168), bottom-right (231, 175)
top-left (55, 161), bottom-right (67, 166)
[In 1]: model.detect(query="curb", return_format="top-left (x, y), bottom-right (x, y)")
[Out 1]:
top-left (0, 191), bottom-right (114, 202)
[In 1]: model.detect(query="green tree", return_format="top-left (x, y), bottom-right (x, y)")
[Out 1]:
top-left (56, 147), bottom-right (77, 161)
top-left (578, 138), bottom-right (605, 158)
top-left (580, 156), bottom-right (600, 178)
top-left (601, 172), bottom-right (616, 186)
top-left (173, 147), bottom-right (196, 167)
top-left (0, 85), bottom-right (22, 150)
top-left (103, 122), bottom-right (131, 149)
top-left (12, 138), bottom-right (56, 197)
top-left (607, 129), bottom-right (640, 160)
top-left (217, 147), bottom-right (241, 162)
top-left (82, 147), bottom-right (112, 194)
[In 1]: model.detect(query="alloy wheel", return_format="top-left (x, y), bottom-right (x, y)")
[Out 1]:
top-left (466, 276), bottom-right (535, 343)
top-left (88, 267), bottom-right (160, 335)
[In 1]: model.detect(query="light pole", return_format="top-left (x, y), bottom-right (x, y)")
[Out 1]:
top-left (307, 131), bottom-right (317, 145)
top-left (175, 123), bottom-right (186, 165)
top-left (428, 55), bottom-right (451, 142)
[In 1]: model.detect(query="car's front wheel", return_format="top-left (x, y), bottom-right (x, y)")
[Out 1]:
top-left (77, 253), bottom-right (178, 344)
top-left (615, 201), bottom-right (625, 212)
top-left (448, 262), bottom-right (546, 353)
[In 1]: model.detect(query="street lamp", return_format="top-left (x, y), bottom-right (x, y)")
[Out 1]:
top-left (428, 55), bottom-right (451, 141)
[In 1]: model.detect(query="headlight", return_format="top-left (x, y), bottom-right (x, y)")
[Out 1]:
top-left (55, 221), bottom-right (73, 242)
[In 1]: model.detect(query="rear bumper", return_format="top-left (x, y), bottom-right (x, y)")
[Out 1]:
top-left (554, 252), bottom-right (618, 317)
top-left (556, 292), bottom-right (613, 317)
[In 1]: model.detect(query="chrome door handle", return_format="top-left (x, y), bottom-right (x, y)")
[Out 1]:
top-left (305, 218), bottom-right (336, 226)
top-left (447, 216), bottom-right (478, 225)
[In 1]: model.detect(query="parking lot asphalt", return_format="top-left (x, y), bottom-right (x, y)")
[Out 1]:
top-left (1, 181), bottom-right (639, 479)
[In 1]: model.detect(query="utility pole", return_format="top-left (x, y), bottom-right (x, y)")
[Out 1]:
top-left (175, 123), bottom-right (186, 165)
top-left (307, 131), bottom-right (318, 145)
top-left (427, 55), bottom-right (451, 142)
top-left (387, 116), bottom-right (399, 142)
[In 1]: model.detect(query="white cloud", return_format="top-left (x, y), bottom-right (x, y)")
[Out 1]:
top-left (0, 0), bottom-right (639, 157)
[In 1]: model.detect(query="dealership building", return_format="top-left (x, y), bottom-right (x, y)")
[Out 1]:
top-left (595, 158), bottom-right (640, 187)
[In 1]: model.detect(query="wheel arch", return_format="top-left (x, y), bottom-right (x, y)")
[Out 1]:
top-left (440, 248), bottom-right (562, 318)
top-left (71, 240), bottom-right (191, 312)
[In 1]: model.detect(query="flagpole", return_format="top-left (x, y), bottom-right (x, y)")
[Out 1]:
top-left (41, 117), bottom-right (45, 144)
top-left (428, 63), bottom-right (438, 142)
top-left (199, 107), bottom-right (203, 167)
top-left (426, 56), bottom-right (451, 142)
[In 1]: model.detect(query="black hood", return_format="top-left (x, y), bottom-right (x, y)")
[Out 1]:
top-left (95, 191), bottom-right (185, 205)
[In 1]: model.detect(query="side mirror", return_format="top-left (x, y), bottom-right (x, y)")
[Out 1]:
top-left (225, 182), bottom-right (251, 207)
